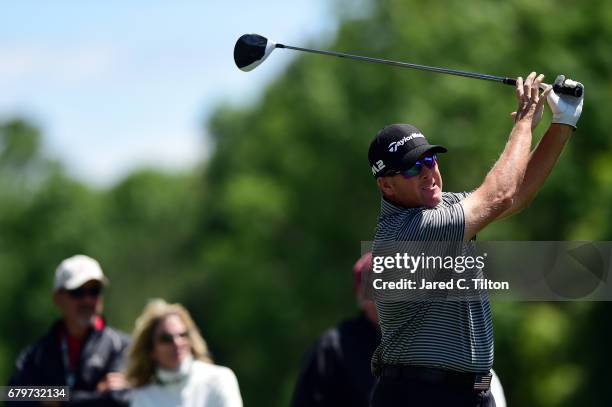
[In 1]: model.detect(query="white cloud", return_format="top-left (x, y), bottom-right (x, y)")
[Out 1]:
top-left (0, 43), bottom-right (118, 84)
top-left (59, 125), bottom-right (209, 187)
top-left (0, 0), bottom-right (337, 186)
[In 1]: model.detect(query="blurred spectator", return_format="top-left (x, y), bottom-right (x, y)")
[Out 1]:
top-left (8, 254), bottom-right (131, 406)
top-left (126, 299), bottom-right (243, 407)
top-left (291, 252), bottom-right (381, 407)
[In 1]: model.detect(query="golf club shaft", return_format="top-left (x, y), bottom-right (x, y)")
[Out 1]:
top-left (277, 43), bottom-right (514, 86)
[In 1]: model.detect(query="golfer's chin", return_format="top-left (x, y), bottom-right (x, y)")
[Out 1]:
top-left (420, 187), bottom-right (442, 208)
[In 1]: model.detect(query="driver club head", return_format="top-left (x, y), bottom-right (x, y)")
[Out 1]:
top-left (234, 34), bottom-right (276, 72)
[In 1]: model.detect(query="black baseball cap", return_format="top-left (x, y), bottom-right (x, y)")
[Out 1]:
top-left (368, 124), bottom-right (447, 178)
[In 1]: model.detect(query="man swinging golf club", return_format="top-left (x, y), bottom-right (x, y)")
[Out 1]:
top-left (367, 72), bottom-right (583, 407)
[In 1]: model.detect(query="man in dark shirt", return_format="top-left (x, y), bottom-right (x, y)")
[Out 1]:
top-left (8, 254), bottom-right (131, 406)
top-left (291, 253), bottom-right (381, 407)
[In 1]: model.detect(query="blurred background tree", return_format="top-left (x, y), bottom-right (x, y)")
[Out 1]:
top-left (1, 0), bottom-right (611, 406)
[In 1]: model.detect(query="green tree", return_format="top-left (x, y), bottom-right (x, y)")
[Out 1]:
top-left (198, 1), bottom-right (612, 405)
top-left (2, 2), bottom-right (611, 406)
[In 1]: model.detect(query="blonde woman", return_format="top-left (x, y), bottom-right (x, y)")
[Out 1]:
top-left (126, 299), bottom-right (243, 407)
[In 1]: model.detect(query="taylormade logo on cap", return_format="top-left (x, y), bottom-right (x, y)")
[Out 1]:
top-left (388, 133), bottom-right (425, 152)
top-left (368, 124), bottom-right (447, 178)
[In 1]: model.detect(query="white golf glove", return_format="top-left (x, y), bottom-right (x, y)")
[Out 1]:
top-left (547, 75), bottom-right (584, 129)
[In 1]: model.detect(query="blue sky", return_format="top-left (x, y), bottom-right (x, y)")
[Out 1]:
top-left (0, 2), bottom-right (336, 185)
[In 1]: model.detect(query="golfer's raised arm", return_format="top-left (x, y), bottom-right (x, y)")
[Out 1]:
top-left (496, 76), bottom-right (584, 219)
top-left (461, 72), bottom-right (548, 240)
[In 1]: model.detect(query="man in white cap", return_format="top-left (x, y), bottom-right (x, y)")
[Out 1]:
top-left (8, 255), bottom-right (131, 406)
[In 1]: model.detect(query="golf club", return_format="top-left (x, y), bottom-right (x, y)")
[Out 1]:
top-left (234, 34), bottom-right (583, 97)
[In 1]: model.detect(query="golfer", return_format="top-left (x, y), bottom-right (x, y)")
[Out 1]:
top-left (367, 72), bottom-right (584, 406)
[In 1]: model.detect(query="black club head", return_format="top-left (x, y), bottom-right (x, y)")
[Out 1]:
top-left (234, 34), bottom-right (276, 72)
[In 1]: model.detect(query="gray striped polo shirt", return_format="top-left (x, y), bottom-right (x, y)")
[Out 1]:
top-left (371, 192), bottom-right (494, 373)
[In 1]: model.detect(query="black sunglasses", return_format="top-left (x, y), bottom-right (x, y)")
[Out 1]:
top-left (156, 330), bottom-right (190, 344)
top-left (66, 285), bottom-right (103, 299)
top-left (391, 154), bottom-right (438, 178)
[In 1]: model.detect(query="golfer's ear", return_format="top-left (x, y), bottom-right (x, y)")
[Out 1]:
top-left (377, 176), bottom-right (395, 197)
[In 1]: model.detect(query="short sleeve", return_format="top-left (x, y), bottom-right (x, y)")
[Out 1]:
top-left (442, 191), bottom-right (472, 205)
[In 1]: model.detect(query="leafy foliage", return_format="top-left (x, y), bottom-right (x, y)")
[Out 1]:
top-left (1, 1), bottom-right (611, 406)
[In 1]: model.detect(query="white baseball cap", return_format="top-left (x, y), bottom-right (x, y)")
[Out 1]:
top-left (54, 255), bottom-right (108, 291)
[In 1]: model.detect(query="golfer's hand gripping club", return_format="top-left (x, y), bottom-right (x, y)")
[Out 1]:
top-left (504, 75), bottom-right (583, 97)
top-left (512, 73), bottom-right (550, 130)
top-left (546, 75), bottom-right (584, 129)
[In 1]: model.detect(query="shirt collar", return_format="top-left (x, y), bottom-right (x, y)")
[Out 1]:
top-left (156, 355), bottom-right (193, 386)
top-left (379, 194), bottom-right (447, 217)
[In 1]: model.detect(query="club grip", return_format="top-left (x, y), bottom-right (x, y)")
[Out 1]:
top-left (503, 77), bottom-right (583, 97)
top-left (553, 75), bottom-right (584, 97)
